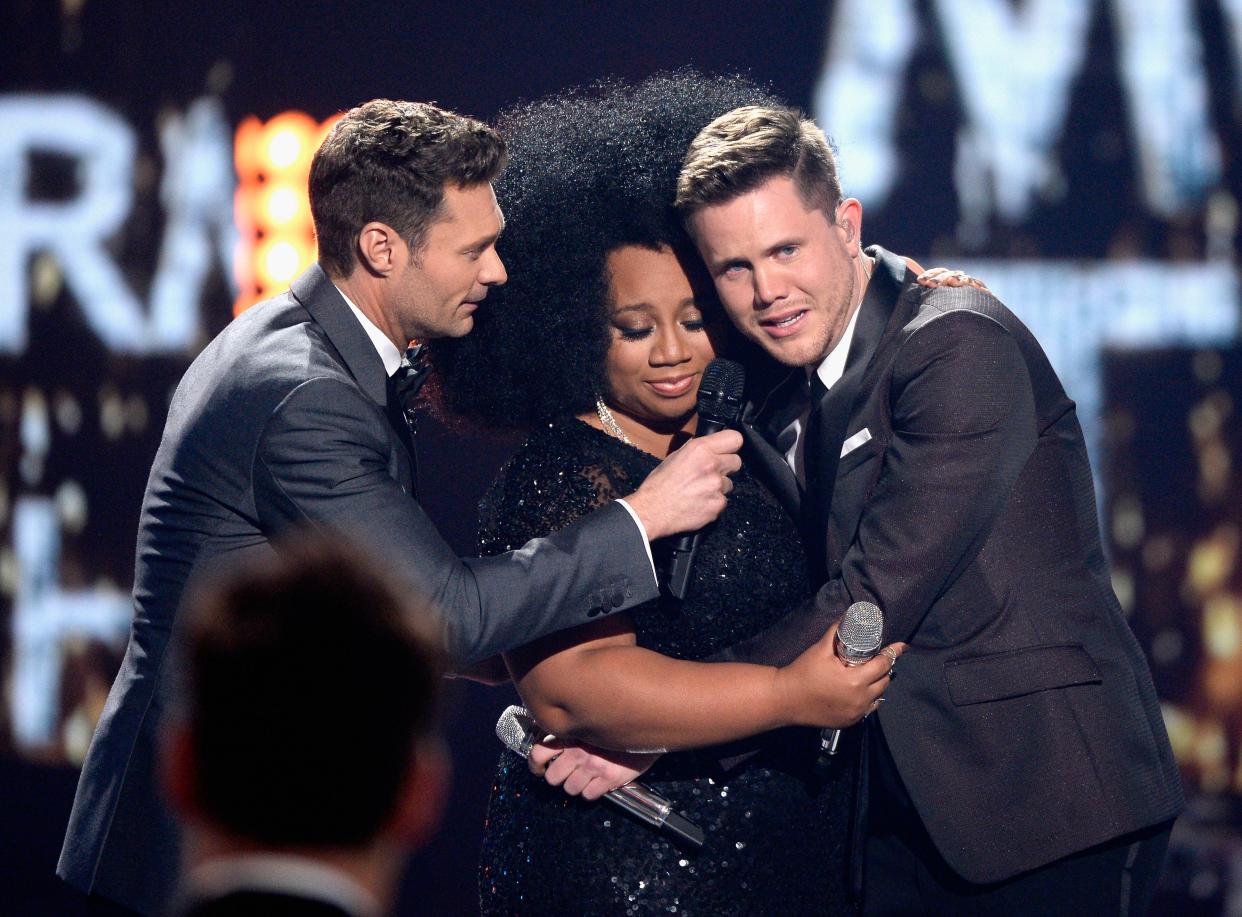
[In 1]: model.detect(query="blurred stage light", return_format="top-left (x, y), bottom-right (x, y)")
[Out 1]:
top-left (233, 111), bottom-right (339, 314)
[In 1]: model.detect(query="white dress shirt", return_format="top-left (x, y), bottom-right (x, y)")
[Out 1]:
top-left (184, 854), bottom-right (380, 916)
top-left (784, 299), bottom-right (862, 483)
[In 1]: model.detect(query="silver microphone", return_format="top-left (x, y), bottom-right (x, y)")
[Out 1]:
top-left (820, 600), bottom-right (884, 758)
top-left (495, 705), bottom-right (704, 848)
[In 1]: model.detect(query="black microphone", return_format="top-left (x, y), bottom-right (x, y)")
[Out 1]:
top-left (818, 600), bottom-right (884, 761)
top-left (665, 358), bottom-right (746, 600)
top-left (495, 705), bottom-right (704, 849)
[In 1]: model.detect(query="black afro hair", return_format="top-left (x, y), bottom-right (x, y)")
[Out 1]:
top-left (428, 69), bottom-right (785, 428)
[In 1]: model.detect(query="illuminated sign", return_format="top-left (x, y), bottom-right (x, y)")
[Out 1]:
top-left (233, 111), bottom-right (339, 314)
top-left (0, 95), bottom-right (235, 354)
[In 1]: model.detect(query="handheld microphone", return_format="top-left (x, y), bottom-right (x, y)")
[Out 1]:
top-left (666, 358), bottom-right (746, 600)
top-left (495, 705), bottom-right (704, 849)
top-left (819, 600), bottom-right (884, 759)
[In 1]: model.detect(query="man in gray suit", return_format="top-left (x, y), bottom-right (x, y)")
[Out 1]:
top-left (58, 99), bottom-right (743, 915)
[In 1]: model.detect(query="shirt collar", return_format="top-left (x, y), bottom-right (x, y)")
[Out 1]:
top-left (184, 853), bottom-right (380, 917)
top-left (811, 296), bottom-right (863, 391)
top-left (334, 285), bottom-right (404, 377)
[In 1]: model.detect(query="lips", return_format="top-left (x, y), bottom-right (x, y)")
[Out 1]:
top-left (646, 374), bottom-right (696, 397)
top-left (757, 309), bottom-right (807, 339)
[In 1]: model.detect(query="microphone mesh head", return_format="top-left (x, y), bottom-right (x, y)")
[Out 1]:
top-left (495, 705), bottom-right (540, 758)
top-left (838, 601), bottom-right (884, 661)
top-left (696, 359), bottom-right (746, 426)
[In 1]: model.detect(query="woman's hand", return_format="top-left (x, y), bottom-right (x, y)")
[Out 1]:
top-left (773, 622), bottom-right (905, 728)
top-left (528, 738), bottom-right (661, 800)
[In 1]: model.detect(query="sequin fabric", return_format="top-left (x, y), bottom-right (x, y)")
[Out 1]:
top-left (477, 418), bottom-right (855, 915)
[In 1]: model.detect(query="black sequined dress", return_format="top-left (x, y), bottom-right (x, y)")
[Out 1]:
top-left (477, 418), bottom-right (855, 916)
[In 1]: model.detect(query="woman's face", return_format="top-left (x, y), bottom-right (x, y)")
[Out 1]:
top-left (603, 244), bottom-right (723, 431)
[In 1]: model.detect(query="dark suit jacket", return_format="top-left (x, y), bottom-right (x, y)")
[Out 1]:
top-left (728, 247), bottom-right (1183, 884)
top-left (57, 264), bottom-right (657, 914)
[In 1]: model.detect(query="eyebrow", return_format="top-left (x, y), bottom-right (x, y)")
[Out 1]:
top-left (612, 297), bottom-right (700, 315)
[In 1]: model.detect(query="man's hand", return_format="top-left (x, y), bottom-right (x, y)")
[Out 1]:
top-left (529, 738), bottom-right (661, 801)
top-left (773, 622), bottom-right (905, 728)
top-left (915, 266), bottom-right (989, 292)
top-left (625, 430), bottom-right (743, 540)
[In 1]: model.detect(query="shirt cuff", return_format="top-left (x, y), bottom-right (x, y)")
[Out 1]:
top-left (615, 498), bottom-right (658, 586)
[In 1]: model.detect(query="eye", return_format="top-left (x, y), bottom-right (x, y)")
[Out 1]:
top-left (682, 318), bottom-right (707, 332)
top-left (616, 325), bottom-right (653, 341)
top-left (720, 261), bottom-right (747, 278)
top-left (776, 244), bottom-right (798, 258)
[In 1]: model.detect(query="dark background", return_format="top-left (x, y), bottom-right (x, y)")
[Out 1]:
top-left (2, 1), bottom-right (1240, 914)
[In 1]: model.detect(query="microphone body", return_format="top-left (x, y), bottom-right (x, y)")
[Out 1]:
top-left (666, 358), bottom-right (746, 599)
top-left (819, 600), bottom-right (884, 759)
top-left (495, 705), bottom-right (704, 849)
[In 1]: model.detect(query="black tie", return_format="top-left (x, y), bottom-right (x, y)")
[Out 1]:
top-left (803, 372), bottom-right (829, 491)
top-left (385, 345), bottom-right (429, 494)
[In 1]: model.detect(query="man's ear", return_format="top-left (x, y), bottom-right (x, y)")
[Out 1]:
top-left (387, 738), bottom-right (450, 852)
top-left (356, 222), bottom-right (404, 276)
top-left (835, 197), bottom-right (864, 254)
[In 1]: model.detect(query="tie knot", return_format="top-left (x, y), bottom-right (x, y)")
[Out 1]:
top-left (389, 347), bottom-right (431, 406)
top-left (810, 371), bottom-right (828, 404)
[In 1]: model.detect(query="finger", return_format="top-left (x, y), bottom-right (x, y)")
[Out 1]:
top-left (717, 453), bottom-right (743, 475)
top-left (543, 752), bottom-right (581, 787)
top-left (527, 740), bottom-right (564, 775)
top-left (701, 429), bottom-right (743, 453)
top-left (581, 777), bottom-right (610, 802)
top-left (856, 652), bottom-right (899, 684)
top-left (721, 475), bottom-right (734, 495)
top-left (563, 768), bottom-right (593, 797)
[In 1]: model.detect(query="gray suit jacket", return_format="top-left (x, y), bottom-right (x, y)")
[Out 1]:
top-left (57, 264), bottom-right (657, 913)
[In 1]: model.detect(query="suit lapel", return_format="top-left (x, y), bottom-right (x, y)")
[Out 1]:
top-left (291, 264), bottom-right (417, 492)
top-left (291, 264), bottom-right (389, 407)
top-left (740, 423), bottom-right (800, 519)
top-left (739, 366), bottom-right (803, 519)
top-left (805, 247), bottom-right (911, 565)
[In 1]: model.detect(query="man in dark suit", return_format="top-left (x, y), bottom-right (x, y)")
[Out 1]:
top-left (163, 534), bottom-right (446, 917)
top-left (676, 106), bottom-right (1184, 915)
top-left (58, 98), bottom-right (743, 915)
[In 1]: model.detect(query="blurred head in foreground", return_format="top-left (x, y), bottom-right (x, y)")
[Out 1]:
top-left (161, 533), bottom-right (446, 915)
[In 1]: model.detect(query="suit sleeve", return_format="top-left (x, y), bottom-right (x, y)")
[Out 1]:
top-left (252, 377), bottom-right (658, 665)
top-left (818, 309), bottom-right (1037, 642)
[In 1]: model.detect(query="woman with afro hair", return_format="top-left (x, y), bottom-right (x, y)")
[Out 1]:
top-left (432, 71), bottom-right (934, 914)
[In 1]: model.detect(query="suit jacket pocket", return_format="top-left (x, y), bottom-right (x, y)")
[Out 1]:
top-left (944, 643), bottom-right (1101, 706)
top-left (836, 437), bottom-right (883, 478)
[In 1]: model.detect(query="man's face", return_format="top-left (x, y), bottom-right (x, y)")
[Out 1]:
top-left (688, 176), bottom-right (860, 369)
top-left (390, 182), bottom-right (507, 341)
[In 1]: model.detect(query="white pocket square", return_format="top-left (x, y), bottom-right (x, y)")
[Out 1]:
top-left (840, 427), bottom-right (872, 458)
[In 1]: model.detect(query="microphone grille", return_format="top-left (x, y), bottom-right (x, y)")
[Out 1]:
top-left (696, 358), bottom-right (746, 426)
top-left (838, 601), bottom-right (884, 660)
top-left (495, 705), bottom-right (540, 758)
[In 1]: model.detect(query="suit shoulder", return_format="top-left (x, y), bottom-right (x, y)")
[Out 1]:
top-left (902, 284), bottom-right (1022, 342)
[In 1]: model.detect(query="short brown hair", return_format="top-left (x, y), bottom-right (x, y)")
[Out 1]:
top-left (175, 533), bottom-right (442, 848)
top-left (675, 105), bottom-right (842, 218)
top-left (310, 98), bottom-right (507, 277)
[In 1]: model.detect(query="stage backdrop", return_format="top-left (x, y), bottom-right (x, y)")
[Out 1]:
top-left (2, 1), bottom-right (1240, 914)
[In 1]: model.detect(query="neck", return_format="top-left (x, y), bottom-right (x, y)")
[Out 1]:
top-left (331, 266), bottom-right (406, 351)
top-left (182, 824), bottom-right (400, 913)
top-left (578, 406), bottom-right (697, 459)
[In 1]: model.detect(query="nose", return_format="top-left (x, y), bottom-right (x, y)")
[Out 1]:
top-left (651, 324), bottom-right (692, 367)
top-left (480, 248), bottom-right (507, 287)
top-left (752, 265), bottom-right (786, 307)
